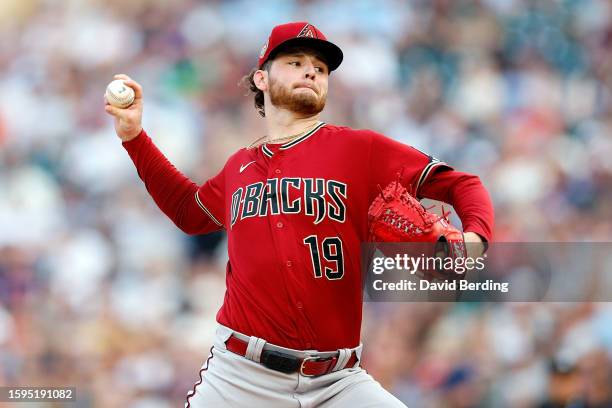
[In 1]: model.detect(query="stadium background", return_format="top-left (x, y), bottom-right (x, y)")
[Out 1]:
top-left (1, 0), bottom-right (611, 406)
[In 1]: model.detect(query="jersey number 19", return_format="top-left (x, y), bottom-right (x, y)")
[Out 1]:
top-left (303, 235), bottom-right (344, 280)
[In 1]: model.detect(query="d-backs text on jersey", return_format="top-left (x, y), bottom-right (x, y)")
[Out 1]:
top-left (230, 178), bottom-right (347, 227)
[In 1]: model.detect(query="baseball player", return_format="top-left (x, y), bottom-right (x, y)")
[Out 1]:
top-left (105, 22), bottom-right (494, 408)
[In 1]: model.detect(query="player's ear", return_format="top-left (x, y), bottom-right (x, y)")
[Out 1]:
top-left (253, 69), bottom-right (268, 92)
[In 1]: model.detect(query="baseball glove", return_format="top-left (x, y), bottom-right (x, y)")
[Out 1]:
top-left (368, 179), bottom-right (467, 280)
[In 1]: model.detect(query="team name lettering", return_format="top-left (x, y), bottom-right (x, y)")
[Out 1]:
top-left (230, 178), bottom-right (347, 227)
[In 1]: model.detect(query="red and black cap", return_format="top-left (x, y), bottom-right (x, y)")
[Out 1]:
top-left (258, 22), bottom-right (343, 71)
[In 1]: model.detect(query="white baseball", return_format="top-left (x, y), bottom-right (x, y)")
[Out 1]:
top-left (105, 79), bottom-right (135, 108)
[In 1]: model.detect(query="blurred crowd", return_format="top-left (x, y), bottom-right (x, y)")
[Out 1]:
top-left (1, 0), bottom-right (612, 406)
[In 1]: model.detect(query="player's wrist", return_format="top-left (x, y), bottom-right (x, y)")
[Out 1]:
top-left (463, 232), bottom-right (483, 243)
top-left (120, 127), bottom-right (143, 142)
top-left (463, 232), bottom-right (486, 259)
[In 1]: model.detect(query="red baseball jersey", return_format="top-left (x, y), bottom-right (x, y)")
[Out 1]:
top-left (123, 122), bottom-right (494, 351)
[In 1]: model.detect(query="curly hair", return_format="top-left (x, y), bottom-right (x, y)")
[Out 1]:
top-left (240, 60), bottom-right (272, 117)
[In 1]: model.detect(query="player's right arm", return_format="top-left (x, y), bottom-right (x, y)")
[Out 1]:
top-left (104, 74), bottom-right (143, 142)
top-left (104, 74), bottom-right (225, 235)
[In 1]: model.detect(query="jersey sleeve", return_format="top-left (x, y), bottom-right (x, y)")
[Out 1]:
top-left (195, 171), bottom-right (225, 229)
top-left (122, 129), bottom-right (225, 235)
top-left (418, 168), bottom-right (494, 242)
top-left (367, 130), bottom-right (451, 201)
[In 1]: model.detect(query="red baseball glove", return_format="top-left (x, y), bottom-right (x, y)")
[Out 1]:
top-left (368, 180), bottom-right (467, 280)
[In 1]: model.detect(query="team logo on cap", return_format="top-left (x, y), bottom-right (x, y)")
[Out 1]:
top-left (259, 40), bottom-right (269, 58)
top-left (298, 24), bottom-right (316, 39)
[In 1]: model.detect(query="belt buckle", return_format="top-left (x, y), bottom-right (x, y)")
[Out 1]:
top-left (300, 355), bottom-right (329, 377)
top-left (299, 356), bottom-right (317, 377)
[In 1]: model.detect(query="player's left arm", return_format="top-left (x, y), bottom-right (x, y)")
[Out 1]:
top-left (364, 130), bottom-right (494, 252)
top-left (417, 167), bottom-right (494, 255)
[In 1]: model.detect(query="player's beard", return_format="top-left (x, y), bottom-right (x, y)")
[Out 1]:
top-left (268, 77), bottom-right (326, 115)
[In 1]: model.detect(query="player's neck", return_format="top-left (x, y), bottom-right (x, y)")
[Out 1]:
top-left (265, 110), bottom-right (321, 143)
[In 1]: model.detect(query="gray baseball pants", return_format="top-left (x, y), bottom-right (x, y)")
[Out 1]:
top-left (185, 324), bottom-right (407, 408)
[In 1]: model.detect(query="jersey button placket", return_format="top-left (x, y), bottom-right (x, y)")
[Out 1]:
top-left (268, 150), bottom-right (308, 340)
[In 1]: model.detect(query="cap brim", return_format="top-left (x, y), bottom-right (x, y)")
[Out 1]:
top-left (268, 37), bottom-right (343, 72)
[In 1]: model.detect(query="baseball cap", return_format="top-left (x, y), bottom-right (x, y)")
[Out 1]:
top-left (258, 22), bottom-right (343, 71)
